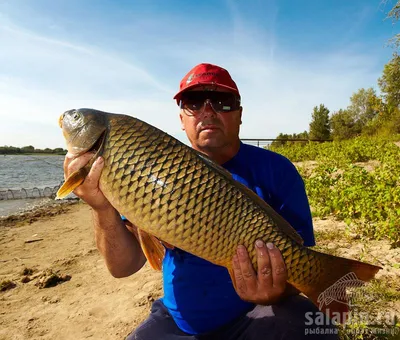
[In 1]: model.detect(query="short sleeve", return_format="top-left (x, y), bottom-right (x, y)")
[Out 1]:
top-left (273, 162), bottom-right (315, 247)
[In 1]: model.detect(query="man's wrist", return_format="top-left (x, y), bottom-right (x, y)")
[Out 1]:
top-left (91, 204), bottom-right (122, 228)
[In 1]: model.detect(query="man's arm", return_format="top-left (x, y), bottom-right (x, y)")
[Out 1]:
top-left (64, 153), bottom-right (146, 278)
top-left (92, 206), bottom-right (146, 277)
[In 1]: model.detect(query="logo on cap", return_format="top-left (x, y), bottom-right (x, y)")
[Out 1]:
top-left (186, 73), bottom-right (194, 85)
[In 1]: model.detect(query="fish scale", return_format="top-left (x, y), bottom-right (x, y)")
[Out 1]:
top-left (57, 109), bottom-right (381, 322)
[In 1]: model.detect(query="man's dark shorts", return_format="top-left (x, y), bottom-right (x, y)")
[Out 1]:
top-left (126, 295), bottom-right (339, 339)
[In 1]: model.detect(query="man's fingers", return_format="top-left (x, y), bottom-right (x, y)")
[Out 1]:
top-left (232, 253), bottom-right (247, 295)
top-left (236, 245), bottom-right (257, 292)
top-left (232, 246), bottom-right (252, 295)
top-left (63, 153), bottom-right (74, 179)
top-left (255, 240), bottom-right (273, 287)
top-left (267, 243), bottom-right (287, 289)
top-left (231, 242), bottom-right (289, 305)
top-left (64, 152), bottom-right (95, 178)
top-left (84, 156), bottom-right (104, 188)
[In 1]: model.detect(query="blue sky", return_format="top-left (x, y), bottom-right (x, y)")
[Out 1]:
top-left (0, 0), bottom-right (397, 149)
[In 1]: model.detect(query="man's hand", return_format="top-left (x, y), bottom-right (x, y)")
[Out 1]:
top-left (232, 240), bottom-right (289, 305)
top-left (63, 152), bottom-right (112, 212)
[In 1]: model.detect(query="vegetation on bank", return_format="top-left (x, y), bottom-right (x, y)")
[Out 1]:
top-left (270, 137), bottom-right (400, 246)
top-left (0, 145), bottom-right (67, 155)
top-left (270, 137), bottom-right (400, 339)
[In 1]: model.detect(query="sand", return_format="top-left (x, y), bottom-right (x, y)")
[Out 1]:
top-left (0, 202), bottom-right (162, 340)
top-left (0, 201), bottom-right (399, 339)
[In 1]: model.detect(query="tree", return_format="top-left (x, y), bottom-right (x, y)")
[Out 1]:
top-left (21, 145), bottom-right (35, 153)
top-left (53, 148), bottom-right (65, 154)
top-left (330, 109), bottom-right (357, 140)
top-left (386, 0), bottom-right (400, 48)
top-left (309, 104), bottom-right (331, 140)
top-left (388, 0), bottom-right (400, 21)
top-left (271, 131), bottom-right (310, 147)
top-left (378, 53), bottom-right (400, 108)
top-left (347, 88), bottom-right (380, 128)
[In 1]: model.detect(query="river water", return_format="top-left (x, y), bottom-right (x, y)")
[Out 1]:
top-left (0, 155), bottom-right (66, 217)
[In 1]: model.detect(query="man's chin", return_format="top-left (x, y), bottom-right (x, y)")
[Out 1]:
top-left (198, 138), bottom-right (226, 149)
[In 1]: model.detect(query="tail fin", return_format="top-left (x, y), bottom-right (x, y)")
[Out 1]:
top-left (300, 252), bottom-right (381, 324)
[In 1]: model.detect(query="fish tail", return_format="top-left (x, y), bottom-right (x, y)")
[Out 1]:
top-left (300, 252), bottom-right (381, 324)
top-left (55, 167), bottom-right (89, 199)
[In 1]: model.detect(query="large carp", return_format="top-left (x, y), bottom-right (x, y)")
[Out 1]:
top-left (57, 108), bottom-right (381, 322)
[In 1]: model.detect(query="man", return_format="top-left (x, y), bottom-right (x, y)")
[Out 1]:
top-left (63, 63), bottom-right (338, 339)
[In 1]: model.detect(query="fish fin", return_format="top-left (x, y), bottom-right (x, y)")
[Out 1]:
top-left (195, 149), bottom-right (304, 245)
top-left (137, 229), bottom-right (165, 271)
top-left (55, 167), bottom-right (89, 199)
top-left (298, 252), bottom-right (381, 324)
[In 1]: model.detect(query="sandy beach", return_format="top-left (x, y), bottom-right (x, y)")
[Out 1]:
top-left (0, 201), bottom-right (399, 339)
top-left (0, 201), bottom-right (162, 339)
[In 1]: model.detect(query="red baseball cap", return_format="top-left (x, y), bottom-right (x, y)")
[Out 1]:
top-left (173, 63), bottom-right (240, 105)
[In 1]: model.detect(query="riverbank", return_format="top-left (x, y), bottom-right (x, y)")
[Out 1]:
top-left (0, 197), bottom-right (76, 219)
top-left (0, 201), bottom-right (163, 339)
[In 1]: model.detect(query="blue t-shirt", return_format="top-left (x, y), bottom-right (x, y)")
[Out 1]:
top-left (161, 142), bottom-right (315, 335)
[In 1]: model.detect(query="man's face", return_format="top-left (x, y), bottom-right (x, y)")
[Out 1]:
top-left (179, 86), bottom-right (242, 150)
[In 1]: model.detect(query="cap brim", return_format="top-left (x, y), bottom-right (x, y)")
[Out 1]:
top-left (173, 82), bottom-right (240, 105)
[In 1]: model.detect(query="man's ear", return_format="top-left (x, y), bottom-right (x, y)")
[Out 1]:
top-left (179, 111), bottom-right (186, 131)
top-left (239, 106), bottom-right (243, 125)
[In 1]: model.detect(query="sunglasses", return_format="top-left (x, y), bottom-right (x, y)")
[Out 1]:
top-left (180, 91), bottom-right (241, 114)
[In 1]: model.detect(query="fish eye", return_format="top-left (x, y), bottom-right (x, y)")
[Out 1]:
top-left (72, 112), bottom-right (80, 120)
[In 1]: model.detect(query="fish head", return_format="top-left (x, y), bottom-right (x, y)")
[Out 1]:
top-left (58, 108), bottom-right (107, 156)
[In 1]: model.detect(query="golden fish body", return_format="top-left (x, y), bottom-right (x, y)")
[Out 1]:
top-left (102, 114), bottom-right (313, 280)
top-left (57, 108), bottom-right (381, 321)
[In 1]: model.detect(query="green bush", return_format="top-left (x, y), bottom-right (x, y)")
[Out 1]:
top-left (270, 137), bottom-right (400, 244)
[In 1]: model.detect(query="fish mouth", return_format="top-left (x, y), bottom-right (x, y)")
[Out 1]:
top-left (87, 130), bottom-right (106, 155)
top-left (58, 114), bottom-right (63, 128)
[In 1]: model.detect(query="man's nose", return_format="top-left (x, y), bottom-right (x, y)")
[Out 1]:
top-left (202, 100), bottom-right (217, 117)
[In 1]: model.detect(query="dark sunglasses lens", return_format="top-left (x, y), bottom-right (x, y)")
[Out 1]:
top-left (211, 94), bottom-right (237, 111)
top-left (181, 93), bottom-right (205, 110)
top-left (181, 92), bottom-right (239, 112)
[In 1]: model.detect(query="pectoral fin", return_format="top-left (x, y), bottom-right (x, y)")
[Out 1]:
top-left (56, 167), bottom-right (89, 199)
top-left (137, 229), bottom-right (165, 271)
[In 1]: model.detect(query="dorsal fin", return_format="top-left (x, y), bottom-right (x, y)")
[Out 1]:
top-left (195, 150), bottom-right (304, 245)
